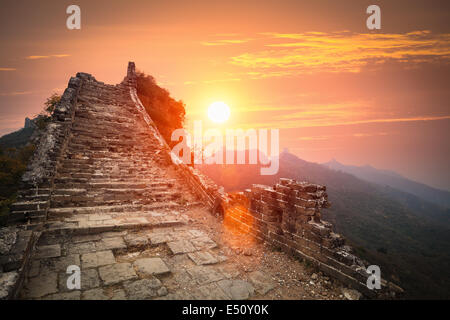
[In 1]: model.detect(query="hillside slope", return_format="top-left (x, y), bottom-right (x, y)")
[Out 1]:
top-left (0, 127), bottom-right (34, 149)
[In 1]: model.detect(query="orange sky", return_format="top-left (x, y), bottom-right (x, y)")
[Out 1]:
top-left (0, 0), bottom-right (449, 190)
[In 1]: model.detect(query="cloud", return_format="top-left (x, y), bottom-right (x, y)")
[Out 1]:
top-left (298, 135), bottom-right (331, 141)
top-left (298, 132), bottom-right (390, 141)
top-left (201, 39), bottom-right (252, 46)
top-left (235, 113), bottom-right (450, 130)
top-left (230, 30), bottom-right (450, 74)
top-left (26, 54), bottom-right (70, 60)
top-left (0, 91), bottom-right (33, 96)
top-left (0, 68), bottom-right (16, 71)
top-left (184, 78), bottom-right (241, 85)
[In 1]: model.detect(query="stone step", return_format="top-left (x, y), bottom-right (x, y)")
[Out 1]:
top-left (53, 181), bottom-right (173, 190)
top-left (88, 181), bottom-right (175, 189)
top-left (22, 194), bottom-right (51, 201)
top-left (8, 209), bottom-right (47, 223)
top-left (54, 174), bottom-right (170, 183)
top-left (47, 202), bottom-right (183, 218)
top-left (59, 162), bottom-right (159, 170)
top-left (53, 188), bottom-right (87, 195)
top-left (52, 186), bottom-right (175, 198)
top-left (11, 201), bottom-right (49, 212)
top-left (62, 155), bottom-right (158, 163)
top-left (50, 195), bottom-right (180, 208)
top-left (57, 166), bottom-right (161, 174)
top-left (44, 212), bottom-right (186, 235)
top-left (67, 141), bottom-right (155, 150)
top-left (18, 188), bottom-right (52, 197)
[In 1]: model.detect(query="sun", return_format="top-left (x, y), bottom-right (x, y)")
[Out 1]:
top-left (208, 101), bottom-right (230, 123)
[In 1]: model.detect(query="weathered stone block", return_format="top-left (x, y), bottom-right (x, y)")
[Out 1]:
top-left (167, 240), bottom-right (197, 254)
top-left (23, 272), bottom-right (58, 299)
top-left (97, 237), bottom-right (126, 251)
top-left (123, 278), bottom-right (163, 300)
top-left (217, 279), bottom-right (255, 300)
top-left (186, 266), bottom-right (224, 285)
top-left (124, 234), bottom-right (149, 248)
top-left (188, 251), bottom-right (219, 265)
top-left (133, 258), bottom-right (170, 276)
top-left (45, 254), bottom-right (80, 272)
top-left (98, 263), bottom-right (137, 285)
top-left (81, 250), bottom-right (115, 269)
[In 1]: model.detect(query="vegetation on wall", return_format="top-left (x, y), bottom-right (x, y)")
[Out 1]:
top-left (35, 93), bottom-right (60, 130)
top-left (136, 72), bottom-right (186, 148)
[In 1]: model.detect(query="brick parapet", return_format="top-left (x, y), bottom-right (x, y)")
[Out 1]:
top-left (222, 178), bottom-right (403, 298)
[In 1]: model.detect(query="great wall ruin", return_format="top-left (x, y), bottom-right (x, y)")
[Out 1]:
top-left (0, 62), bottom-right (402, 300)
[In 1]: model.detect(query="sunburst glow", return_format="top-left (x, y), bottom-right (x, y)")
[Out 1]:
top-left (208, 101), bottom-right (230, 123)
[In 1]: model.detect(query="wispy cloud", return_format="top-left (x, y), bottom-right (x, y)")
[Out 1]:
top-left (236, 114), bottom-right (450, 130)
top-left (184, 78), bottom-right (241, 85)
top-left (201, 39), bottom-right (252, 46)
top-left (0, 91), bottom-right (33, 96)
top-left (298, 132), bottom-right (390, 141)
top-left (0, 67), bottom-right (16, 71)
top-left (230, 30), bottom-right (450, 74)
top-left (26, 54), bottom-right (71, 60)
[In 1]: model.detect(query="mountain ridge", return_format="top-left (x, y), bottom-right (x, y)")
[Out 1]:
top-left (323, 158), bottom-right (450, 208)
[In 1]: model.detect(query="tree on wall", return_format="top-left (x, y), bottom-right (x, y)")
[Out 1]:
top-left (135, 72), bottom-right (186, 148)
top-left (35, 93), bottom-right (61, 130)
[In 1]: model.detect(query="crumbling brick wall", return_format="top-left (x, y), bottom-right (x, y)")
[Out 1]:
top-left (221, 178), bottom-right (402, 298)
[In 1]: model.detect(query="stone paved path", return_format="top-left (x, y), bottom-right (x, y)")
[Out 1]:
top-left (18, 75), bottom-right (347, 300)
top-left (22, 206), bottom-right (348, 300)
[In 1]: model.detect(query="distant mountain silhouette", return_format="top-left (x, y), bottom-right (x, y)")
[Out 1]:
top-left (323, 159), bottom-right (450, 208)
top-left (197, 150), bottom-right (450, 299)
top-left (0, 118), bottom-right (36, 149)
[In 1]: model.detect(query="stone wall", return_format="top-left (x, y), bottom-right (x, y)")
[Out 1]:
top-left (0, 74), bottom-right (84, 299)
top-left (221, 178), bottom-right (403, 298)
top-left (9, 75), bottom-right (83, 226)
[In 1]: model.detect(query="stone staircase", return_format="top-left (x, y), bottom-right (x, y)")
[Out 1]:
top-left (12, 74), bottom-right (194, 230)
top-left (47, 74), bottom-right (199, 230)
